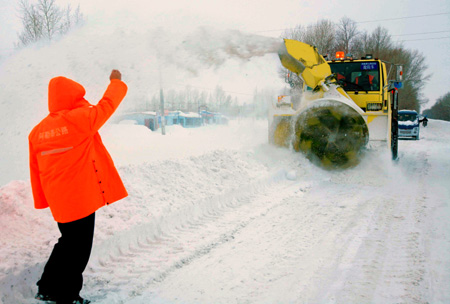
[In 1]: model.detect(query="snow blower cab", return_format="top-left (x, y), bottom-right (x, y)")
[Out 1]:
top-left (270, 39), bottom-right (402, 169)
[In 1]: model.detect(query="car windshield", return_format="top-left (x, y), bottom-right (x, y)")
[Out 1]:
top-left (329, 61), bottom-right (380, 91)
top-left (399, 113), bottom-right (417, 122)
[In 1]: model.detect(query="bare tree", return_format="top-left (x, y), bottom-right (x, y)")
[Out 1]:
top-left (396, 48), bottom-right (430, 110)
top-left (282, 24), bottom-right (305, 42)
top-left (17, 0), bottom-right (43, 45)
top-left (17, 0), bottom-right (83, 47)
top-left (353, 26), bottom-right (393, 59)
top-left (60, 4), bottom-right (83, 35)
top-left (38, 0), bottom-right (61, 40)
top-left (335, 17), bottom-right (359, 55)
top-left (281, 19), bottom-right (335, 55)
top-left (213, 86), bottom-right (228, 112)
top-left (303, 19), bottom-right (335, 55)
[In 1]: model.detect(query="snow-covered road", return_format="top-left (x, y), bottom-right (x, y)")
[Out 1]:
top-left (129, 134), bottom-right (449, 304)
top-left (1, 119), bottom-right (449, 304)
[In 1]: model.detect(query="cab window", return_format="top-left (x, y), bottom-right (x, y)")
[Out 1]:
top-left (329, 61), bottom-right (380, 91)
top-left (399, 113), bottom-right (417, 122)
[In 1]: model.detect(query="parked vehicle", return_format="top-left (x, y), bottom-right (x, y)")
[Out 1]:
top-left (398, 110), bottom-right (427, 140)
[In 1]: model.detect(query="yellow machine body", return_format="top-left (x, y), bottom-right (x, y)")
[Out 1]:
top-left (271, 39), bottom-right (393, 169)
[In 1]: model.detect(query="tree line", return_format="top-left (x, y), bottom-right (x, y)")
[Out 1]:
top-left (423, 92), bottom-right (450, 121)
top-left (280, 17), bottom-right (430, 112)
top-left (127, 85), bottom-right (276, 119)
top-left (129, 86), bottom-right (243, 117)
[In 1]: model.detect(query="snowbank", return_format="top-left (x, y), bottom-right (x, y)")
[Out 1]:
top-left (0, 118), bottom-right (277, 302)
top-left (100, 119), bottom-right (268, 165)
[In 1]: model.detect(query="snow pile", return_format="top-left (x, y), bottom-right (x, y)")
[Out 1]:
top-left (100, 119), bottom-right (268, 165)
top-left (0, 118), bottom-right (275, 302)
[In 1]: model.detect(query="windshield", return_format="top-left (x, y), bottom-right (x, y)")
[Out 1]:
top-left (329, 61), bottom-right (380, 91)
top-left (399, 113), bottom-right (418, 122)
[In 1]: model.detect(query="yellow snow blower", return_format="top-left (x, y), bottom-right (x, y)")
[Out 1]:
top-left (270, 39), bottom-right (403, 169)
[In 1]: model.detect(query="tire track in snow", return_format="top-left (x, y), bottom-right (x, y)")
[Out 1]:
top-left (371, 149), bottom-right (431, 303)
top-left (139, 145), bottom-right (437, 304)
top-left (313, 148), bottom-right (432, 304)
top-left (134, 174), bottom-right (393, 304)
top-left (84, 169), bottom-right (297, 303)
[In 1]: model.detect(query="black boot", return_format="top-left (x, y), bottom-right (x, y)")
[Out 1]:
top-left (56, 295), bottom-right (91, 304)
top-left (35, 291), bottom-right (57, 302)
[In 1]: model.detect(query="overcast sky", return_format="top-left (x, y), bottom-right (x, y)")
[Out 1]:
top-left (1, 0), bottom-right (449, 109)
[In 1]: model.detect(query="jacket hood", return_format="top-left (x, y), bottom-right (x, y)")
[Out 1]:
top-left (48, 76), bottom-right (91, 113)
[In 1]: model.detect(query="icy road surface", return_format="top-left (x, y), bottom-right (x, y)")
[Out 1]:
top-left (1, 119), bottom-right (449, 303)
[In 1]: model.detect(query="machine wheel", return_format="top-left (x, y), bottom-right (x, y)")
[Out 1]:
top-left (270, 117), bottom-right (292, 147)
top-left (391, 89), bottom-right (399, 160)
top-left (391, 125), bottom-right (398, 159)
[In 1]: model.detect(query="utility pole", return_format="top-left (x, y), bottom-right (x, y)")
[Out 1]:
top-left (158, 57), bottom-right (166, 135)
top-left (160, 88), bottom-right (166, 135)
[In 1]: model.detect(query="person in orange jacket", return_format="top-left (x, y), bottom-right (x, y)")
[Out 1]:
top-left (29, 70), bottom-right (128, 304)
top-left (355, 70), bottom-right (376, 90)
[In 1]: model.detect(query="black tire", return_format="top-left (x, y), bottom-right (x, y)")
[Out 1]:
top-left (391, 125), bottom-right (398, 160)
top-left (391, 91), bottom-right (399, 160)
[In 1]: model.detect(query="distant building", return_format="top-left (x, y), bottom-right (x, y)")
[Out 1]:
top-left (200, 110), bottom-right (228, 125)
top-left (116, 112), bottom-right (159, 131)
top-left (165, 111), bottom-right (182, 126)
top-left (116, 110), bottom-right (226, 131)
top-left (178, 112), bottom-right (202, 128)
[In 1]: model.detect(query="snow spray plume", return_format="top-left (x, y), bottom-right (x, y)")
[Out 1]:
top-left (148, 27), bottom-right (283, 76)
top-left (183, 27), bottom-right (282, 69)
top-left (0, 25), bottom-right (285, 184)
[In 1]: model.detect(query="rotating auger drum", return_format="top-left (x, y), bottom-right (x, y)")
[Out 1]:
top-left (292, 99), bottom-right (369, 169)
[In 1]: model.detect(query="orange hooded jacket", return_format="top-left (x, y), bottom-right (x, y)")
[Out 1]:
top-left (28, 76), bottom-right (128, 223)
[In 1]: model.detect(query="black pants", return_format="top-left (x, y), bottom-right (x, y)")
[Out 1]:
top-left (37, 212), bottom-right (95, 301)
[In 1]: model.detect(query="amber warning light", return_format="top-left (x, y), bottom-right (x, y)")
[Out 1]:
top-left (335, 51), bottom-right (345, 59)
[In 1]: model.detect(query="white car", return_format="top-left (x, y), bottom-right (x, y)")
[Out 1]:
top-left (398, 110), bottom-right (427, 140)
